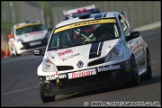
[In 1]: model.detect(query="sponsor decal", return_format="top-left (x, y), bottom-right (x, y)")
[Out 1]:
top-left (68, 69), bottom-right (96, 79)
top-left (46, 74), bottom-right (67, 80)
top-left (132, 41), bottom-right (144, 52)
top-left (61, 53), bottom-right (80, 61)
top-left (54, 19), bottom-right (116, 33)
top-left (16, 22), bottom-right (41, 29)
top-left (97, 65), bottom-right (121, 72)
top-left (58, 49), bottom-right (73, 57)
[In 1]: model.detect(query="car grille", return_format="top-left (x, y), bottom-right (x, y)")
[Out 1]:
top-left (88, 57), bottom-right (105, 66)
top-left (57, 66), bottom-right (74, 71)
top-left (21, 38), bottom-right (47, 49)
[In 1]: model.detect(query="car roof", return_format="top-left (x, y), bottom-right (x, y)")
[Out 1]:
top-left (55, 12), bottom-right (121, 28)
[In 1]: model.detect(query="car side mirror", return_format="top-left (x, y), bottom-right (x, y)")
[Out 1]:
top-left (8, 34), bottom-right (14, 38)
top-left (48, 27), bottom-right (53, 31)
top-left (126, 31), bottom-right (140, 41)
top-left (33, 49), bottom-right (45, 56)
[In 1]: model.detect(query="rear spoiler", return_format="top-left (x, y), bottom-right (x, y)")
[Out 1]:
top-left (63, 4), bottom-right (96, 15)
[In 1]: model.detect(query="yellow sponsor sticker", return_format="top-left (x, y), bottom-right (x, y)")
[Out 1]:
top-left (16, 22), bottom-right (41, 29)
top-left (54, 19), bottom-right (116, 33)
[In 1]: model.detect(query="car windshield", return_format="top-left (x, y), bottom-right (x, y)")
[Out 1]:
top-left (48, 18), bottom-right (120, 50)
top-left (16, 24), bottom-right (47, 35)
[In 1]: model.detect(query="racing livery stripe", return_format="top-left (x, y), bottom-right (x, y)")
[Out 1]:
top-left (16, 22), bottom-right (41, 29)
top-left (54, 19), bottom-right (116, 33)
top-left (89, 41), bottom-right (103, 59)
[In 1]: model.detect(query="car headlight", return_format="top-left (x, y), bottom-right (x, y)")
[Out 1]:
top-left (42, 58), bottom-right (58, 72)
top-left (17, 39), bottom-right (23, 43)
top-left (105, 45), bottom-right (123, 62)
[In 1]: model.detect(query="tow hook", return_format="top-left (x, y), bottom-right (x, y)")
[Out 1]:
top-left (56, 78), bottom-right (63, 88)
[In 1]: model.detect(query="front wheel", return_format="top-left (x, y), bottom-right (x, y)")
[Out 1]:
top-left (129, 56), bottom-right (141, 86)
top-left (142, 51), bottom-right (152, 80)
top-left (39, 84), bottom-right (55, 103)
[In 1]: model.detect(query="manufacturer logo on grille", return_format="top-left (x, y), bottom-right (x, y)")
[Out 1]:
top-left (77, 61), bottom-right (84, 68)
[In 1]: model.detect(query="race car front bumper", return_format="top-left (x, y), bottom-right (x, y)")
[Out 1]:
top-left (20, 38), bottom-right (48, 49)
top-left (38, 59), bottom-right (132, 96)
top-left (16, 38), bottom-right (48, 54)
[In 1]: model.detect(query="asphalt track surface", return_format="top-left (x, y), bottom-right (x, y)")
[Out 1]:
top-left (1, 28), bottom-right (161, 107)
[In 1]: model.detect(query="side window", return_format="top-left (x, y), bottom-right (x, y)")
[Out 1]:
top-left (125, 19), bottom-right (131, 29)
top-left (119, 16), bottom-right (131, 37)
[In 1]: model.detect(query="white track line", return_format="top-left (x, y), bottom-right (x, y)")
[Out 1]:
top-left (1, 60), bottom-right (161, 96)
top-left (1, 86), bottom-right (38, 96)
top-left (151, 60), bottom-right (161, 64)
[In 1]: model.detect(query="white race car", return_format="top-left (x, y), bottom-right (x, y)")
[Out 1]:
top-left (34, 12), bottom-right (152, 102)
top-left (8, 20), bottom-right (50, 56)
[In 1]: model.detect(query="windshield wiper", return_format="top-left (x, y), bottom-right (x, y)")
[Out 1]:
top-left (83, 40), bottom-right (92, 44)
top-left (69, 42), bottom-right (83, 47)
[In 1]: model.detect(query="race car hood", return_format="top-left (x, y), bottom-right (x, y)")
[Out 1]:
top-left (16, 30), bottom-right (47, 42)
top-left (46, 38), bottom-right (120, 68)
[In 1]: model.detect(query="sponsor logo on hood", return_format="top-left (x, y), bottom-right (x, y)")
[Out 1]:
top-left (58, 49), bottom-right (73, 56)
top-left (60, 53), bottom-right (80, 61)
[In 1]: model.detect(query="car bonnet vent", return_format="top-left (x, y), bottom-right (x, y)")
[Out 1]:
top-left (79, 12), bottom-right (91, 19)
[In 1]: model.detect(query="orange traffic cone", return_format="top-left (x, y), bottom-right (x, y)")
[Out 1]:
top-left (5, 48), bottom-right (10, 57)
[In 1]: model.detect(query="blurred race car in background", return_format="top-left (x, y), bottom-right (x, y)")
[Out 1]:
top-left (8, 20), bottom-right (50, 56)
top-left (63, 4), bottom-right (100, 20)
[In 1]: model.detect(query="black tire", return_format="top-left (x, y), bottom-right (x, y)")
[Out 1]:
top-left (142, 51), bottom-right (152, 80)
top-left (129, 56), bottom-right (141, 86)
top-left (39, 84), bottom-right (55, 103)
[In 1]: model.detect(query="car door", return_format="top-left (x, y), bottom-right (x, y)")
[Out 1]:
top-left (123, 14), bottom-right (146, 68)
top-left (119, 15), bottom-right (143, 68)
